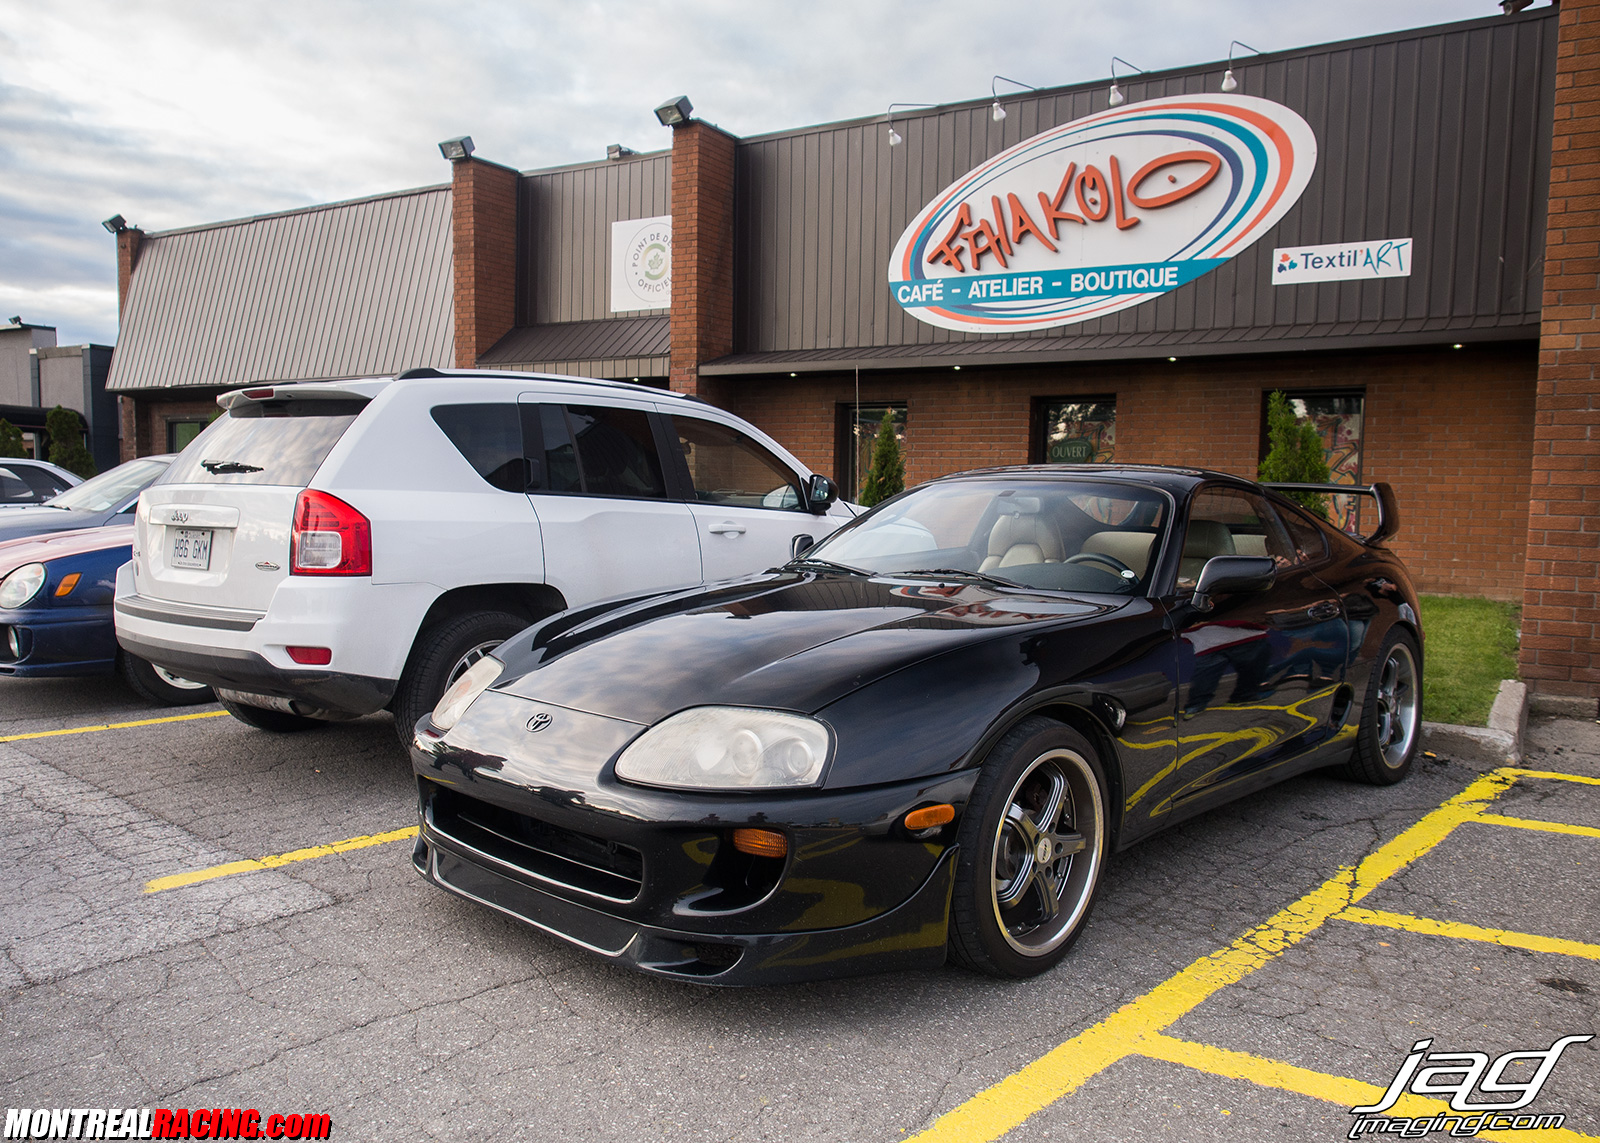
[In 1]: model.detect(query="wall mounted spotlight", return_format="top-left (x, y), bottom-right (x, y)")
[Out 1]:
top-left (438, 136), bottom-right (475, 161)
top-left (1220, 41), bottom-right (1262, 92)
top-left (1108, 57), bottom-right (1144, 107)
top-left (884, 102), bottom-right (938, 148)
top-left (990, 75), bottom-right (1037, 122)
top-left (654, 95), bottom-right (694, 126)
top-left (101, 214), bottom-right (127, 234)
top-left (607, 143), bottom-right (636, 160)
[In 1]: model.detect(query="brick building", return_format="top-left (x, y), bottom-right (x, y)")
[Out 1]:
top-left (107, 4), bottom-right (1600, 698)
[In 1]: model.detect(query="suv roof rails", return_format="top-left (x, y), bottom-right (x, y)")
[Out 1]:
top-left (389, 366), bottom-right (708, 403)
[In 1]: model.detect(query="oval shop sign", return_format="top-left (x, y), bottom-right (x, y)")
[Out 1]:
top-left (887, 95), bottom-right (1317, 333)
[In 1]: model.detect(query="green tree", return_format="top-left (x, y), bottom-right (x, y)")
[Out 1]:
top-left (858, 410), bottom-right (905, 508)
top-left (1258, 390), bottom-right (1330, 518)
top-left (0, 419), bottom-right (24, 458)
top-left (45, 405), bottom-right (97, 479)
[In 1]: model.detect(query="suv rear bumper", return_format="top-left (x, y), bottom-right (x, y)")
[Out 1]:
top-left (115, 627), bottom-right (395, 714)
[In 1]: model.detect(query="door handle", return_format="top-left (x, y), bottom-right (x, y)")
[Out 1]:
top-left (707, 522), bottom-right (746, 535)
top-left (1308, 600), bottom-right (1342, 621)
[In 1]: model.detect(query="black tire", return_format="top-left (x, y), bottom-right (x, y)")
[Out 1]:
top-left (1343, 628), bottom-right (1423, 785)
top-left (392, 610), bottom-right (526, 749)
top-left (118, 653), bottom-right (216, 706)
top-left (949, 717), bottom-right (1110, 978)
top-left (218, 695), bottom-right (326, 732)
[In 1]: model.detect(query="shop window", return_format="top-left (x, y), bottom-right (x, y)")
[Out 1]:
top-left (1037, 398), bottom-right (1115, 464)
top-left (166, 418), bottom-right (211, 453)
top-left (837, 403), bottom-right (906, 503)
top-left (1259, 390), bottom-right (1365, 533)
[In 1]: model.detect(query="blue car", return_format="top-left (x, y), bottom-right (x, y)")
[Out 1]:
top-left (0, 455), bottom-right (174, 544)
top-left (0, 524), bottom-right (213, 704)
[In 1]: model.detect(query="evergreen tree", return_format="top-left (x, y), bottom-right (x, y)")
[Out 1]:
top-left (0, 419), bottom-right (24, 458)
top-left (1258, 390), bottom-right (1330, 518)
top-left (857, 410), bottom-right (905, 508)
top-left (45, 406), bottom-right (97, 479)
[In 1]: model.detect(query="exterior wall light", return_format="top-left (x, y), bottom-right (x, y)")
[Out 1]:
top-left (101, 215), bottom-right (127, 234)
top-left (884, 103), bottom-right (937, 149)
top-left (438, 136), bottom-right (475, 161)
top-left (990, 75), bottom-right (1037, 123)
top-left (1220, 41), bottom-right (1262, 93)
top-left (607, 143), bottom-right (636, 160)
top-left (654, 96), bottom-right (694, 126)
top-left (1108, 57), bottom-right (1143, 107)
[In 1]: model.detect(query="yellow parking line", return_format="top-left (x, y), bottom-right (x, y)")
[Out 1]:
top-left (1475, 812), bottom-right (1600, 841)
top-left (1338, 907), bottom-right (1600, 960)
top-left (0, 708), bottom-right (230, 743)
top-left (1136, 1035), bottom-right (1596, 1142)
top-left (905, 768), bottom-right (1513, 1143)
top-left (145, 826), bottom-right (418, 893)
top-left (1509, 770), bottom-right (1600, 787)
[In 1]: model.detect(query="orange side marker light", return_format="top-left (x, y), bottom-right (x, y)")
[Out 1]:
top-left (732, 828), bottom-right (788, 858)
top-left (904, 804), bottom-right (955, 831)
top-left (54, 573), bottom-right (81, 597)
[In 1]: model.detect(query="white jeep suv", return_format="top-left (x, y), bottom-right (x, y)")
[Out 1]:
top-left (114, 369), bottom-right (852, 744)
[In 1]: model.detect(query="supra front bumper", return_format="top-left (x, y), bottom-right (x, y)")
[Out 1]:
top-left (414, 825), bottom-right (958, 985)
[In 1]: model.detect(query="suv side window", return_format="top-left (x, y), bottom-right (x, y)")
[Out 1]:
top-left (549, 404), bottom-right (668, 500)
top-left (670, 415), bottom-right (804, 510)
top-left (431, 404), bottom-right (526, 492)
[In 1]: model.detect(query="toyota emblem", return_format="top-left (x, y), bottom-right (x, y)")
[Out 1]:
top-left (526, 712), bottom-right (554, 733)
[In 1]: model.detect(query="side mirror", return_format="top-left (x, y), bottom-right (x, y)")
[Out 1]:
top-left (1191, 555), bottom-right (1276, 613)
top-left (805, 474), bottom-right (838, 515)
top-left (790, 534), bottom-right (816, 561)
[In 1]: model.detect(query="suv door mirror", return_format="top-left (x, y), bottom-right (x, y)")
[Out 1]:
top-left (805, 474), bottom-right (838, 515)
top-left (1191, 555), bottom-right (1276, 613)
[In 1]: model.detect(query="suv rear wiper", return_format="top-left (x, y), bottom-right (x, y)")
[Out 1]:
top-left (900, 567), bottom-right (1019, 589)
top-left (200, 459), bottom-right (264, 474)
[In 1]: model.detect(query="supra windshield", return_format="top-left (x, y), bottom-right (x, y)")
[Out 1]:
top-left (804, 479), bottom-right (1170, 594)
top-left (44, 457), bottom-right (170, 512)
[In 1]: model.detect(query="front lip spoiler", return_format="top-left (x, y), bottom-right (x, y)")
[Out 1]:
top-left (414, 828), bottom-right (958, 986)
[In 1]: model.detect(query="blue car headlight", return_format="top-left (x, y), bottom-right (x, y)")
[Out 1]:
top-left (615, 707), bottom-right (832, 791)
top-left (0, 563), bottom-right (46, 609)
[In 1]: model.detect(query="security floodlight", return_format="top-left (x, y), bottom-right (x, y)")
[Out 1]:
top-left (607, 143), bottom-right (636, 160)
top-left (438, 136), bottom-right (475, 161)
top-left (102, 214), bottom-right (127, 234)
top-left (654, 96), bottom-right (694, 126)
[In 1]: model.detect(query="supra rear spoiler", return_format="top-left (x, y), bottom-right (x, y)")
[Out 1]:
top-left (1262, 481), bottom-right (1399, 546)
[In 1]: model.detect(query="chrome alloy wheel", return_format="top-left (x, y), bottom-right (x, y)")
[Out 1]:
top-left (1375, 641), bottom-right (1419, 769)
top-left (989, 748), bottom-right (1105, 956)
top-left (445, 640), bottom-right (502, 689)
top-left (152, 663), bottom-right (209, 691)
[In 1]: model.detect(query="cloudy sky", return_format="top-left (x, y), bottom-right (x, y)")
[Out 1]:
top-left (1, 0), bottom-right (1512, 347)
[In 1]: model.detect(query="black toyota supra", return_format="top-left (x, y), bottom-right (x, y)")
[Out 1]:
top-left (410, 465), bottom-right (1422, 985)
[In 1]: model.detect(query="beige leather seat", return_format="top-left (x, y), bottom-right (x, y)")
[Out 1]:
top-left (1180, 519), bottom-right (1236, 583)
top-left (1081, 531), bottom-right (1156, 579)
top-left (980, 509), bottom-right (1065, 570)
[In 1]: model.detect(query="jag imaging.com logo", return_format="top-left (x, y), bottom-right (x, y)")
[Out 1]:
top-left (1348, 1034), bottom-right (1592, 1138)
top-left (888, 94), bottom-right (1317, 333)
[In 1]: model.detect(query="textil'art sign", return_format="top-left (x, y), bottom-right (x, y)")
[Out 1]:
top-left (888, 95), bottom-right (1317, 332)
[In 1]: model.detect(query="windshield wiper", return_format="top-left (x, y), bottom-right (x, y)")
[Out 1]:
top-left (900, 567), bottom-right (1020, 589)
top-left (200, 459), bottom-right (264, 474)
top-left (790, 557), bottom-right (868, 576)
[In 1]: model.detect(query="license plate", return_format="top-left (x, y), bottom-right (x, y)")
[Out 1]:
top-left (170, 528), bottom-right (214, 570)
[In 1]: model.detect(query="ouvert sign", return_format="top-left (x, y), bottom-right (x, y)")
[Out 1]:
top-left (888, 95), bottom-right (1318, 333)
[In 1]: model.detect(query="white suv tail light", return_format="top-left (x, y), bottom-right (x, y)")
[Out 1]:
top-left (291, 490), bottom-right (372, 576)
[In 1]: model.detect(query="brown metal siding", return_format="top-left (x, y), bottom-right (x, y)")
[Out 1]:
top-left (517, 153), bottom-right (672, 326)
top-left (107, 187), bottom-right (454, 391)
top-left (731, 10), bottom-right (1555, 359)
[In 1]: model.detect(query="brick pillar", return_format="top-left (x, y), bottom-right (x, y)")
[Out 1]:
top-left (668, 121), bottom-right (737, 407)
top-left (1521, 0), bottom-right (1600, 701)
top-left (116, 227), bottom-right (145, 315)
top-left (449, 155), bottom-right (520, 368)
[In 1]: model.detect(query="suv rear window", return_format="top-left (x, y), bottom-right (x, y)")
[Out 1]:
top-left (163, 399), bottom-right (366, 486)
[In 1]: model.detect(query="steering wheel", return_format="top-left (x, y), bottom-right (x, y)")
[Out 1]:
top-left (1065, 551), bottom-right (1135, 578)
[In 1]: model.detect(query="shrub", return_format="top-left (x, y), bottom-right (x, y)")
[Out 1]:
top-left (1258, 390), bottom-right (1330, 518)
top-left (858, 410), bottom-right (905, 508)
top-left (45, 405), bottom-right (97, 478)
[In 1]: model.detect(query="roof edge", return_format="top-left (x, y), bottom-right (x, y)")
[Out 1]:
top-left (143, 181), bottom-right (451, 241)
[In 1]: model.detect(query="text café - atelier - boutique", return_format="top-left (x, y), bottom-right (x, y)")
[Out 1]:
top-left (104, 4), bottom-right (1600, 700)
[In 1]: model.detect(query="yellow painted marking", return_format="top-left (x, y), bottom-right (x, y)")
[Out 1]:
top-left (1339, 907), bottom-right (1600, 960)
top-left (1476, 812), bottom-right (1600, 840)
top-left (1136, 1035), bottom-right (1597, 1142)
top-left (0, 708), bottom-right (230, 743)
top-left (145, 826), bottom-right (418, 893)
top-left (904, 767), bottom-right (1572, 1143)
top-left (1509, 770), bottom-right (1600, 787)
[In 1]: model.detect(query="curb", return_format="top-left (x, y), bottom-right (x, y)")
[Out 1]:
top-left (1420, 678), bottom-right (1526, 766)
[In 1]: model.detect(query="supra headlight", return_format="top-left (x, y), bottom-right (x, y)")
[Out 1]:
top-left (0, 563), bottom-right (47, 609)
top-left (430, 655), bottom-right (503, 732)
top-left (615, 707), bottom-right (832, 791)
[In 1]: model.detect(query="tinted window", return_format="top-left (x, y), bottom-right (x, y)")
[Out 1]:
top-left (1276, 504), bottom-right (1330, 565)
top-left (529, 404), bottom-right (581, 493)
top-left (432, 404), bottom-right (525, 493)
top-left (672, 416), bottom-right (802, 510)
top-left (162, 399), bottom-right (365, 487)
top-left (0, 466), bottom-right (33, 504)
top-left (563, 405), bottom-right (666, 499)
top-left (1180, 487), bottom-right (1294, 587)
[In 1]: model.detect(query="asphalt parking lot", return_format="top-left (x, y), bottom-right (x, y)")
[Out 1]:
top-left (2, 676), bottom-right (1596, 1142)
